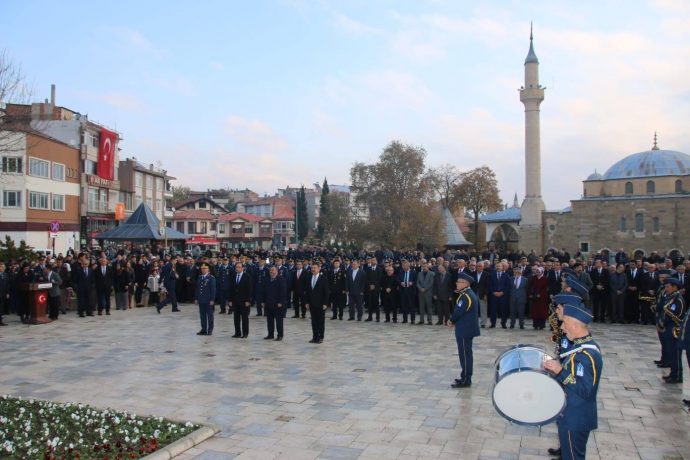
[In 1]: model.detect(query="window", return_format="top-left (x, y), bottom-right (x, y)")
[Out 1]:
top-left (624, 182), bottom-right (633, 195)
top-left (676, 179), bottom-right (683, 193)
top-left (88, 188), bottom-right (99, 212)
top-left (187, 222), bottom-right (197, 234)
top-left (653, 217), bottom-right (660, 232)
top-left (90, 132), bottom-right (99, 147)
top-left (85, 159), bottom-right (97, 175)
top-left (579, 242), bottom-right (590, 253)
top-left (210, 222), bottom-right (217, 231)
top-left (635, 213), bottom-right (644, 232)
top-left (146, 175), bottom-right (153, 189)
top-left (156, 199), bottom-right (162, 211)
top-left (52, 194), bottom-right (65, 211)
top-left (29, 191), bottom-right (49, 209)
top-left (232, 224), bottom-right (243, 234)
top-left (646, 180), bottom-right (655, 194)
top-left (2, 190), bottom-right (21, 208)
top-left (2, 157), bottom-right (23, 173)
top-left (200, 222), bottom-right (208, 234)
top-left (135, 172), bottom-right (143, 187)
top-left (146, 198), bottom-right (152, 208)
top-left (156, 177), bottom-right (163, 191)
top-left (245, 224), bottom-right (253, 234)
top-left (198, 200), bottom-right (207, 209)
top-left (176, 222), bottom-right (184, 233)
top-left (620, 216), bottom-right (627, 232)
top-left (260, 223), bottom-right (271, 233)
top-left (29, 158), bottom-right (50, 178)
top-left (119, 192), bottom-right (133, 210)
top-left (52, 163), bottom-right (65, 181)
top-left (135, 195), bottom-right (142, 206)
top-left (218, 223), bottom-right (225, 234)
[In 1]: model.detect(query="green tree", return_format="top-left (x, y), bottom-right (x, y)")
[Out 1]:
top-left (171, 185), bottom-right (191, 204)
top-left (455, 166), bottom-right (503, 247)
top-left (296, 186), bottom-right (309, 242)
top-left (316, 177), bottom-right (329, 241)
top-left (0, 235), bottom-right (36, 262)
top-left (350, 141), bottom-right (444, 249)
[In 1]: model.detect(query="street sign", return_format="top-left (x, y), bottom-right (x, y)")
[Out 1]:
top-left (50, 220), bottom-right (60, 233)
top-left (50, 232), bottom-right (58, 239)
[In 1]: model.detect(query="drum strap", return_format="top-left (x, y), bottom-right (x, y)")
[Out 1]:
top-left (559, 344), bottom-right (600, 359)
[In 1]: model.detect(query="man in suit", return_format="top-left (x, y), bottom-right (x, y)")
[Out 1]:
top-left (263, 266), bottom-right (287, 341)
top-left (157, 256), bottom-right (181, 313)
top-left (74, 258), bottom-right (95, 317)
top-left (449, 273), bottom-right (480, 388)
top-left (347, 259), bottom-right (367, 321)
top-left (195, 263), bottom-right (216, 335)
top-left (94, 257), bottom-right (113, 315)
top-left (291, 260), bottom-right (307, 319)
top-left (548, 262), bottom-right (563, 299)
top-left (329, 258), bottom-right (347, 320)
top-left (229, 262), bottom-right (253, 338)
top-left (398, 259), bottom-right (417, 324)
top-left (417, 260), bottom-right (435, 325)
top-left (488, 261), bottom-right (510, 328)
top-left (639, 264), bottom-right (659, 325)
top-left (625, 260), bottom-right (643, 323)
top-left (676, 264), bottom-right (690, 307)
top-left (508, 266), bottom-right (528, 329)
top-left (433, 263), bottom-right (453, 325)
top-left (473, 261), bottom-right (490, 327)
top-left (364, 256), bottom-right (382, 322)
top-left (589, 259), bottom-right (610, 323)
top-left (44, 264), bottom-right (62, 320)
top-left (304, 262), bottom-right (330, 343)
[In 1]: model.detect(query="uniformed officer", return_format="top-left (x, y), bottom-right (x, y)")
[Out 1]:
top-left (195, 263), bottom-right (216, 336)
top-left (544, 300), bottom-right (603, 460)
top-left (449, 272), bottom-right (480, 388)
top-left (215, 256), bottom-right (231, 314)
top-left (678, 278), bottom-right (690, 408)
top-left (329, 258), bottom-right (347, 320)
top-left (660, 277), bottom-right (685, 383)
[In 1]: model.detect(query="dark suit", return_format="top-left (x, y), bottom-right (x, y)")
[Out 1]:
top-left (397, 269), bottom-right (417, 323)
top-left (157, 262), bottom-right (179, 312)
top-left (347, 268), bottom-right (367, 320)
top-left (548, 269), bottom-right (562, 298)
top-left (380, 273), bottom-right (399, 322)
top-left (230, 271), bottom-right (254, 337)
top-left (291, 268), bottom-right (308, 318)
top-left (639, 271), bottom-right (659, 325)
top-left (196, 273), bottom-right (216, 334)
top-left (589, 267), bottom-right (610, 322)
top-left (215, 264), bottom-right (231, 313)
top-left (94, 264), bottom-right (114, 313)
top-left (625, 267), bottom-right (643, 323)
top-left (304, 273), bottom-right (330, 341)
top-left (488, 271), bottom-right (510, 327)
top-left (364, 264), bottom-right (383, 320)
top-left (432, 270), bottom-right (453, 324)
top-left (74, 266), bottom-right (95, 316)
top-left (263, 275), bottom-right (287, 338)
top-left (508, 275), bottom-right (528, 328)
top-left (329, 267), bottom-right (347, 319)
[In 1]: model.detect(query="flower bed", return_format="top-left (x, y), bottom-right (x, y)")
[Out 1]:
top-left (0, 396), bottom-right (199, 459)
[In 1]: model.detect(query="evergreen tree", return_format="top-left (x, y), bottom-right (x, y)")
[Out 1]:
top-left (296, 186), bottom-right (309, 242)
top-left (0, 236), bottom-right (36, 262)
top-left (317, 177), bottom-right (330, 241)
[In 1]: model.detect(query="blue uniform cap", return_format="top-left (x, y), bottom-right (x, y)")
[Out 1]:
top-left (565, 275), bottom-right (590, 301)
top-left (664, 278), bottom-right (682, 287)
top-left (457, 272), bottom-right (474, 284)
top-left (553, 293), bottom-right (582, 306)
top-left (658, 269), bottom-right (676, 276)
top-left (561, 267), bottom-right (577, 278)
top-left (562, 301), bottom-right (593, 324)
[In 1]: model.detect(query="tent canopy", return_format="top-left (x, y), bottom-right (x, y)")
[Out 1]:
top-left (96, 203), bottom-right (188, 241)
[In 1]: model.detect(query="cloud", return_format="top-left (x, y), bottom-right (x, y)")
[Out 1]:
top-left (101, 92), bottom-right (147, 112)
top-left (104, 26), bottom-right (166, 58)
top-left (224, 115), bottom-right (289, 154)
top-left (334, 13), bottom-right (382, 37)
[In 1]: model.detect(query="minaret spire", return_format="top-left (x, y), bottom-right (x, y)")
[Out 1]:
top-left (652, 132), bottom-right (659, 150)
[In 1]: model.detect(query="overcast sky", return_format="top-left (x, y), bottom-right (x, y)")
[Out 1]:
top-left (3, 0), bottom-right (690, 209)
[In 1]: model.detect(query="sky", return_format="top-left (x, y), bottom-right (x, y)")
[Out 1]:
top-left (2, 0), bottom-right (690, 209)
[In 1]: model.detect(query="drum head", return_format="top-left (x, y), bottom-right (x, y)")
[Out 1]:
top-left (492, 370), bottom-right (565, 426)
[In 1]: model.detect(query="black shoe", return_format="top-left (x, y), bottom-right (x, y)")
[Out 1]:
top-left (339, 317), bottom-right (343, 320)
top-left (519, 325), bottom-right (524, 329)
top-left (393, 319), bottom-right (397, 323)
top-left (301, 315), bottom-right (306, 319)
top-left (454, 378), bottom-right (465, 384)
top-left (481, 324), bottom-right (486, 328)
top-left (509, 324), bottom-right (514, 329)
top-left (317, 339), bottom-right (323, 343)
top-left (156, 306), bottom-right (161, 314)
top-left (501, 324), bottom-right (507, 329)
top-left (654, 359), bottom-right (663, 365)
top-left (309, 339), bottom-right (317, 343)
top-left (385, 319), bottom-right (390, 323)
top-left (402, 319), bottom-right (408, 324)
top-left (657, 363), bottom-right (671, 368)
top-left (275, 337), bottom-right (283, 341)
top-left (451, 381), bottom-right (471, 388)
top-left (436, 321), bottom-right (443, 325)
top-left (365, 318), bottom-right (372, 322)
top-left (241, 334), bottom-right (248, 338)
top-left (197, 331), bottom-right (207, 335)
top-left (348, 318), bottom-right (354, 321)
top-left (331, 316), bottom-right (337, 320)
top-left (417, 321), bottom-right (424, 325)
top-left (0, 322), bottom-right (7, 326)
top-left (232, 334), bottom-right (241, 338)
top-left (665, 378), bottom-right (683, 384)
top-left (172, 309), bottom-right (180, 312)
top-left (220, 310), bottom-right (226, 314)
top-left (376, 318), bottom-right (380, 322)
top-left (87, 313), bottom-right (94, 317)
top-left (292, 315), bottom-right (299, 318)
top-left (106, 311), bottom-right (111, 315)
top-left (547, 448), bottom-right (561, 456)
top-left (264, 336), bottom-right (274, 340)
top-left (79, 314), bottom-right (85, 318)
top-left (682, 399), bottom-right (690, 406)
top-left (489, 325), bottom-right (495, 328)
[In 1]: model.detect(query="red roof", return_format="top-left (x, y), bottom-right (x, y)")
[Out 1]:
top-left (218, 212), bottom-right (266, 223)
top-left (173, 209), bottom-right (216, 220)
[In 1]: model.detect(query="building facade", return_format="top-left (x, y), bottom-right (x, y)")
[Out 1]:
top-left (118, 158), bottom-right (174, 226)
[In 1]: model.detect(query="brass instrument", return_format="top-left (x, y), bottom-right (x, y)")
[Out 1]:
top-left (548, 302), bottom-right (562, 353)
top-left (658, 295), bottom-right (684, 339)
top-left (639, 295), bottom-right (657, 313)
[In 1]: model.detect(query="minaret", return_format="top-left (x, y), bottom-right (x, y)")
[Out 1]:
top-left (518, 23), bottom-right (546, 253)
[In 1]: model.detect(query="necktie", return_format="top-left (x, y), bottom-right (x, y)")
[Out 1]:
top-left (84, 268), bottom-right (88, 275)
top-left (312, 275), bottom-right (317, 289)
top-left (681, 275), bottom-right (684, 284)
top-left (515, 277), bottom-right (519, 288)
top-left (236, 274), bottom-right (240, 284)
top-left (405, 272), bottom-right (409, 284)
top-left (297, 270), bottom-right (301, 279)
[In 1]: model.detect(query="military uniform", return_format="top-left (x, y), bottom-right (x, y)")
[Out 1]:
top-left (196, 270), bottom-right (216, 335)
top-left (329, 265), bottom-right (347, 320)
top-left (215, 261), bottom-right (231, 313)
top-left (450, 273), bottom-right (480, 387)
top-left (660, 281), bottom-right (685, 382)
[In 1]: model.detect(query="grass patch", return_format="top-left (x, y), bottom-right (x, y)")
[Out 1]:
top-left (0, 396), bottom-right (199, 459)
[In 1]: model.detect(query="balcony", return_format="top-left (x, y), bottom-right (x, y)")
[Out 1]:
top-left (164, 208), bottom-right (174, 219)
top-left (87, 201), bottom-right (109, 213)
top-left (164, 188), bottom-right (173, 199)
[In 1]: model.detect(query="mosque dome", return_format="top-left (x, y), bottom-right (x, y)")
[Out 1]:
top-left (586, 171), bottom-right (603, 181)
top-left (602, 147), bottom-right (690, 180)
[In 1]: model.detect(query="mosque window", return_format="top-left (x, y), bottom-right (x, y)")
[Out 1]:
top-left (625, 182), bottom-right (633, 195)
top-left (675, 179), bottom-right (683, 193)
top-left (635, 213), bottom-right (644, 232)
top-left (620, 216), bottom-right (627, 232)
top-left (646, 180), bottom-right (655, 194)
top-left (653, 217), bottom-right (660, 233)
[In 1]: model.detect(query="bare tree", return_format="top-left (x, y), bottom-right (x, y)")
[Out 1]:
top-left (429, 163), bottom-right (462, 210)
top-left (455, 166), bottom-right (503, 248)
top-left (0, 50), bottom-right (34, 168)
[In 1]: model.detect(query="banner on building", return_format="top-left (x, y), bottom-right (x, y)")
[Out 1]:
top-left (97, 128), bottom-right (117, 180)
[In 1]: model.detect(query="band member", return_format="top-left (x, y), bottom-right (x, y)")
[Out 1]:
top-left (660, 278), bottom-right (685, 383)
top-left (449, 273), bottom-right (480, 388)
top-left (195, 263), bottom-right (216, 336)
top-left (544, 300), bottom-right (603, 460)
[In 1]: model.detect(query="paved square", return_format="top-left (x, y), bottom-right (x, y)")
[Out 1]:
top-left (1, 306), bottom-right (689, 460)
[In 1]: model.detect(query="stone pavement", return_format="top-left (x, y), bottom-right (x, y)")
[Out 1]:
top-left (1, 305), bottom-right (689, 460)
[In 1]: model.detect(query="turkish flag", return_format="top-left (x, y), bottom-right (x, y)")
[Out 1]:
top-left (97, 128), bottom-right (117, 180)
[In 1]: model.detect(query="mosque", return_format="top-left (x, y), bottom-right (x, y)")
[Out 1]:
top-left (481, 29), bottom-right (690, 259)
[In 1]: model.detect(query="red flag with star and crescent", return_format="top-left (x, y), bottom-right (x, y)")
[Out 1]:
top-left (97, 128), bottom-right (117, 180)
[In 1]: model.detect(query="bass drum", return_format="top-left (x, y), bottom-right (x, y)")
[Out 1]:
top-left (492, 344), bottom-right (565, 426)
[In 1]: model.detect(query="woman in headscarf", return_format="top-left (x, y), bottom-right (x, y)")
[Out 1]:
top-left (528, 265), bottom-right (549, 330)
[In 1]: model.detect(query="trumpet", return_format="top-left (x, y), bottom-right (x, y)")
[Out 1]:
top-left (639, 295), bottom-right (657, 312)
top-left (658, 295), bottom-right (684, 339)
